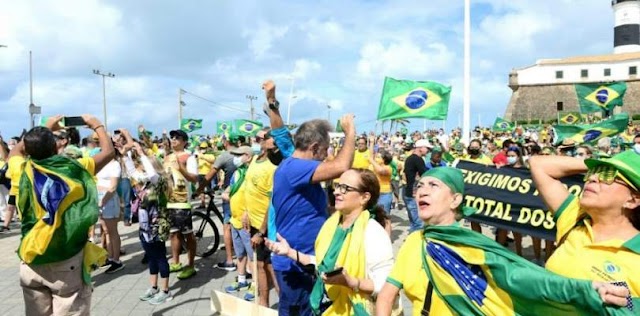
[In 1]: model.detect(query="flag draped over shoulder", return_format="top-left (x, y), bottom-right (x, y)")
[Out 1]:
top-left (180, 118), bottom-right (203, 132)
top-left (234, 119), bottom-right (263, 136)
top-left (17, 155), bottom-right (106, 283)
top-left (217, 121), bottom-right (232, 136)
top-left (575, 82), bottom-right (627, 113)
top-left (554, 113), bottom-right (629, 145)
top-left (377, 77), bottom-right (451, 120)
top-left (422, 225), bottom-right (632, 316)
top-left (559, 112), bottom-right (582, 125)
top-left (492, 117), bottom-right (515, 132)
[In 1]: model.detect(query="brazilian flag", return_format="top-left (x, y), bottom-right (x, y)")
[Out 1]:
top-left (575, 82), bottom-right (627, 113)
top-left (335, 120), bottom-right (343, 133)
top-left (554, 113), bottom-right (629, 145)
top-left (234, 119), bottom-right (263, 136)
top-left (492, 117), bottom-right (515, 132)
top-left (377, 77), bottom-right (451, 120)
top-left (180, 118), bottom-right (203, 133)
top-left (559, 112), bottom-right (582, 125)
top-left (18, 156), bottom-right (107, 283)
top-left (422, 225), bottom-right (633, 315)
top-left (217, 121), bottom-right (232, 136)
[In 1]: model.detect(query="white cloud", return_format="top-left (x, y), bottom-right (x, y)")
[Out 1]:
top-left (243, 21), bottom-right (289, 60)
top-left (291, 59), bottom-right (322, 79)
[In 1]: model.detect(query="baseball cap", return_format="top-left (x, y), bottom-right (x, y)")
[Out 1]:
top-left (230, 145), bottom-right (252, 155)
top-left (169, 130), bottom-right (189, 141)
top-left (199, 142), bottom-right (209, 149)
top-left (584, 150), bottom-right (640, 191)
top-left (415, 139), bottom-right (433, 148)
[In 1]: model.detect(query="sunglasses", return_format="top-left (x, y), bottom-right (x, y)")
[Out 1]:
top-left (584, 165), bottom-right (636, 189)
top-left (333, 183), bottom-right (361, 194)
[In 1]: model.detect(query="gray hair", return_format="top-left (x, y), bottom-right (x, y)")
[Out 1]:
top-left (294, 119), bottom-right (333, 150)
top-left (597, 137), bottom-right (611, 151)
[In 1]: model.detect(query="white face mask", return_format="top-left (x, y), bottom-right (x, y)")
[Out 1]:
top-left (157, 149), bottom-right (166, 156)
top-left (507, 156), bottom-right (517, 165)
top-left (634, 143), bottom-right (640, 155)
top-left (251, 143), bottom-right (261, 155)
top-left (233, 156), bottom-right (244, 167)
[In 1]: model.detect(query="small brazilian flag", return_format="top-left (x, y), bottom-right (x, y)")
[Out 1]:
top-left (234, 119), bottom-right (263, 136)
top-left (377, 77), bottom-right (451, 120)
top-left (575, 82), bottom-right (627, 113)
top-left (559, 112), bottom-right (582, 125)
top-left (492, 117), bottom-right (515, 132)
top-left (335, 120), bottom-right (343, 133)
top-left (180, 118), bottom-right (203, 133)
top-left (554, 113), bottom-right (629, 145)
top-left (217, 121), bottom-right (232, 136)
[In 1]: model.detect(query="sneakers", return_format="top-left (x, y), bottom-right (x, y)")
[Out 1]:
top-left (177, 266), bottom-right (196, 279)
top-left (105, 261), bottom-right (125, 274)
top-left (169, 263), bottom-right (183, 273)
top-left (243, 285), bottom-right (255, 301)
top-left (225, 281), bottom-right (251, 293)
top-left (102, 258), bottom-right (114, 268)
top-left (0, 226), bottom-right (10, 234)
top-left (148, 291), bottom-right (173, 305)
top-left (215, 261), bottom-right (237, 271)
top-left (139, 287), bottom-right (159, 301)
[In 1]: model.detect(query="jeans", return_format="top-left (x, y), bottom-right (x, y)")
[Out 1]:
top-left (403, 195), bottom-right (423, 233)
top-left (117, 178), bottom-right (132, 222)
top-left (275, 270), bottom-right (314, 316)
top-left (378, 192), bottom-right (393, 215)
top-left (140, 238), bottom-right (169, 278)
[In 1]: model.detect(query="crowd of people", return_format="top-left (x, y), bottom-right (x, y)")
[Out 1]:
top-left (0, 79), bottom-right (639, 315)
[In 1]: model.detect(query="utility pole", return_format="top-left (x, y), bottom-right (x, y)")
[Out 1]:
top-left (246, 95), bottom-right (257, 120)
top-left (28, 51), bottom-right (41, 128)
top-left (179, 89), bottom-right (186, 128)
top-left (92, 69), bottom-right (115, 130)
top-left (286, 77), bottom-right (295, 125)
top-left (327, 104), bottom-right (331, 121)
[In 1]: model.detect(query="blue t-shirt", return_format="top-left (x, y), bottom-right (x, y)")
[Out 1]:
top-left (267, 126), bottom-right (294, 242)
top-left (271, 157), bottom-right (327, 272)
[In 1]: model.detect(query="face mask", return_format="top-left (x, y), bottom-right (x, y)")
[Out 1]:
top-left (157, 149), bottom-right (166, 156)
top-left (8, 145), bottom-right (14, 151)
top-left (233, 156), bottom-right (244, 167)
top-left (251, 143), bottom-right (261, 155)
top-left (507, 156), bottom-right (517, 165)
top-left (468, 148), bottom-right (480, 156)
top-left (267, 148), bottom-right (284, 165)
top-left (634, 143), bottom-right (640, 154)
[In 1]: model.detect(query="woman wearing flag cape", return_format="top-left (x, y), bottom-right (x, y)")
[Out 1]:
top-left (376, 166), bottom-right (633, 316)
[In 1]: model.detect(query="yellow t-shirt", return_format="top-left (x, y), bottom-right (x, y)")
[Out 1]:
top-left (376, 164), bottom-right (392, 193)
top-left (243, 157), bottom-right (276, 229)
top-left (546, 194), bottom-right (640, 299)
top-left (461, 154), bottom-right (494, 165)
top-left (352, 149), bottom-right (371, 170)
top-left (229, 169), bottom-right (247, 230)
top-left (386, 231), bottom-right (454, 316)
top-left (8, 156), bottom-right (95, 197)
top-left (197, 153), bottom-right (216, 175)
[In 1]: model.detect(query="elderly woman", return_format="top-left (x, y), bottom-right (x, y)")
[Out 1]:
top-left (376, 167), bottom-right (631, 316)
top-left (530, 150), bottom-right (640, 310)
top-left (267, 169), bottom-right (393, 315)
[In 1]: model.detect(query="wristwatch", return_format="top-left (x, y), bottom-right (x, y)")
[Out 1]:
top-left (254, 231), bottom-right (265, 238)
top-left (269, 99), bottom-right (280, 110)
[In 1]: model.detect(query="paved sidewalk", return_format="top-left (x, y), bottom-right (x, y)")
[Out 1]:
top-left (0, 199), bottom-right (536, 315)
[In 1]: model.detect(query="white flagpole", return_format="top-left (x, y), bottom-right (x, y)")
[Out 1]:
top-left (462, 0), bottom-right (471, 144)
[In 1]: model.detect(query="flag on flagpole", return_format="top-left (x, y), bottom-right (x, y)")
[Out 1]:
top-left (217, 121), bottom-right (232, 136)
top-left (558, 112), bottom-right (582, 125)
top-left (575, 82), bottom-right (627, 113)
top-left (180, 118), bottom-right (203, 133)
top-left (335, 120), bottom-right (343, 133)
top-left (377, 77), bottom-right (451, 120)
top-left (234, 119), bottom-right (263, 136)
top-left (491, 117), bottom-right (515, 132)
top-left (554, 113), bottom-right (629, 145)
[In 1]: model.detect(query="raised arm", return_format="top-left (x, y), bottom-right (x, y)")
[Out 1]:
top-left (262, 80), bottom-right (284, 129)
top-left (311, 114), bottom-right (356, 183)
top-left (529, 155), bottom-right (587, 212)
top-left (82, 115), bottom-right (115, 173)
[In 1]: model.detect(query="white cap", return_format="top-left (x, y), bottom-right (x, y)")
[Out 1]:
top-left (415, 139), bottom-right (433, 148)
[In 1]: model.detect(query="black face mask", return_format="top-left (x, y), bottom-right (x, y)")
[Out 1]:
top-left (468, 148), bottom-right (480, 156)
top-left (267, 148), bottom-right (284, 165)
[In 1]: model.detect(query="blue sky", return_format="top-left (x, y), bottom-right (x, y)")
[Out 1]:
top-left (0, 0), bottom-right (616, 138)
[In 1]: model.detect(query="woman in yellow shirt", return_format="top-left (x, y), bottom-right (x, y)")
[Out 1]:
top-left (530, 150), bottom-right (640, 310)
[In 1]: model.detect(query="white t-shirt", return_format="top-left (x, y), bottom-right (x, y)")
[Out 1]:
top-left (96, 160), bottom-right (121, 212)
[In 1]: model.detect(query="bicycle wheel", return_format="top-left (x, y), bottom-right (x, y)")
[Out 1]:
top-left (191, 211), bottom-right (220, 258)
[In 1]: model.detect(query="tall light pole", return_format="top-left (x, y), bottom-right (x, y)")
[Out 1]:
top-left (179, 89), bottom-right (186, 128)
top-left (246, 95), bottom-right (257, 120)
top-left (286, 77), bottom-right (295, 125)
top-left (462, 0), bottom-right (471, 144)
top-left (92, 69), bottom-right (115, 130)
top-left (327, 104), bottom-right (331, 121)
top-left (28, 50), bottom-right (41, 128)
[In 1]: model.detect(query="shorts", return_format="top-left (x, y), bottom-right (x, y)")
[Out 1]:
top-left (222, 201), bottom-right (231, 224)
top-left (250, 227), bottom-right (271, 262)
top-left (391, 180), bottom-right (400, 197)
top-left (8, 195), bottom-right (15, 206)
top-left (197, 175), bottom-right (211, 190)
top-left (168, 209), bottom-right (193, 234)
top-left (231, 226), bottom-right (254, 259)
top-left (99, 193), bottom-right (120, 220)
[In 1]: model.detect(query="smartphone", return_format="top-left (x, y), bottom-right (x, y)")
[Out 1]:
top-left (114, 130), bottom-right (121, 135)
top-left (64, 116), bottom-right (86, 127)
top-left (324, 267), bottom-right (343, 277)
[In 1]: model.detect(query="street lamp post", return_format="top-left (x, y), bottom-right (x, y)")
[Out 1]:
top-left (92, 69), bottom-right (115, 130)
top-left (327, 104), bottom-right (331, 121)
top-left (246, 95), bottom-right (257, 121)
top-left (179, 89), bottom-right (186, 128)
top-left (27, 50), bottom-right (41, 128)
top-left (286, 77), bottom-right (295, 125)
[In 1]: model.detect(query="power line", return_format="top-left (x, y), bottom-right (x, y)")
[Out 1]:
top-left (181, 90), bottom-right (265, 119)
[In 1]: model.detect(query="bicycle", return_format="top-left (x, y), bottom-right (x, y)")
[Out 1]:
top-left (182, 190), bottom-right (224, 258)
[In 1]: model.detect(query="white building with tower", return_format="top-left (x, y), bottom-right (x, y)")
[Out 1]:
top-left (504, 0), bottom-right (640, 122)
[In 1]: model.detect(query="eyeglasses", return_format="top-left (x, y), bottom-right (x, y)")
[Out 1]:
top-left (584, 165), bottom-right (636, 189)
top-left (333, 183), bottom-right (361, 194)
top-left (576, 152), bottom-right (587, 157)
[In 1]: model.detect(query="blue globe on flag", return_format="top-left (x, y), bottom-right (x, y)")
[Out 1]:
top-left (596, 89), bottom-right (609, 104)
top-left (244, 123), bottom-right (254, 131)
top-left (221, 123), bottom-right (228, 130)
top-left (583, 130), bottom-right (602, 142)
top-left (405, 90), bottom-right (428, 110)
top-left (188, 121), bottom-right (197, 130)
top-left (499, 122), bottom-right (509, 129)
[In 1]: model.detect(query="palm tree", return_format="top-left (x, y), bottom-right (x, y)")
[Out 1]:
top-left (390, 118), bottom-right (410, 133)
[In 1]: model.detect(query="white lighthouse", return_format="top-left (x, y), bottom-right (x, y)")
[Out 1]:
top-left (613, 0), bottom-right (640, 54)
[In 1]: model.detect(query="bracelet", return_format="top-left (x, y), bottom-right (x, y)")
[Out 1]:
top-left (296, 250), bottom-right (300, 263)
top-left (93, 125), bottom-right (105, 131)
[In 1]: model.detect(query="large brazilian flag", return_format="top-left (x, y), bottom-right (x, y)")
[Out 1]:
top-left (234, 119), bottom-right (263, 136)
top-left (180, 118), bottom-right (203, 133)
top-left (422, 225), bottom-right (634, 315)
top-left (377, 77), bottom-right (451, 120)
top-left (553, 113), bottom-right (629, 145)
top-left (18, 155), bottom-right (106, 283)
top-left (575, 82), bottom-right (627, 113)
top-left (492, 117), bottom-right (515, 132)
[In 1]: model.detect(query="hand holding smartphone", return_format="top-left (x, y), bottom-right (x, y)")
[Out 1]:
top-left (324, 267), bottom-right (343, 277)
top-left (63, 116), bottom-right (86, 127)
